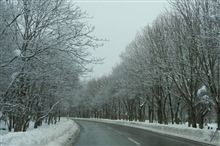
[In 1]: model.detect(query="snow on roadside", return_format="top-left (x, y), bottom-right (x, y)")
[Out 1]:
top-left (0, 118), bottom-right (79, 146)
top-left (74, 118), bottom-right (220, 146)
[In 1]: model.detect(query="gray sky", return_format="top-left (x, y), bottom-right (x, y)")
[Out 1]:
top-left (76, 0), bottom-right (169, 79)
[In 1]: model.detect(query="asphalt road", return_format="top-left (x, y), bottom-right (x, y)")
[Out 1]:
top-left (73, 120), bottom-right (208, 146)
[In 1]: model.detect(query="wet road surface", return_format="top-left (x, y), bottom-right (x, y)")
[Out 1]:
top-left (73, 120), bottom-right (209, 146)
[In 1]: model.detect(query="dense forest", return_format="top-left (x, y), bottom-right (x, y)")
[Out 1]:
top-left (72, 0), bottom-right (220, 130)
top-left (0, 0), bottom-right (99, 132)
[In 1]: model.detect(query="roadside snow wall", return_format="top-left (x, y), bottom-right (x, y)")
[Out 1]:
top-left (0, 118), bottom-right (79, 146)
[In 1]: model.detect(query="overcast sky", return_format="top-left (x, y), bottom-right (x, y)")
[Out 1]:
top-left (76, 0), bottom-right (169, 79)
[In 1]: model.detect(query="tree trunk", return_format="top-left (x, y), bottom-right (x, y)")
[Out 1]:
top-left (58, 110), bottom-right (61, 122)
top-left (148, 105), bottom-right (153, 123)
top-left (174, 99), bottom-right (181, 124)
top-left (8, 113), bottom-right (13, 132)
top-left (169, 95), bottom-right (174, 124)
top-left (187, 105), bottom-right (197, 128)
top-left (198, 115), bottom-right (204, 129)
top-left (22, 118), bottom-right (30, 131)
top-left (157, 99), bottom-right (163, 124)
top-left (118, 98), bottom-right (121, 120)
top-left (14, 117), bottom-right (23, 132)
top-left (163, 97), bottom-right (168, 124)
top-left (217, 103), bottom-right (220, 130)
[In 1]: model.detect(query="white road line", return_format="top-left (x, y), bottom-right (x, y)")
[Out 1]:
top-left (128, 137), bottom-right (141, 146)
top-left (107, 126), bottom-right (123, 135)
top-left (113, 129), bottom-right (123, 135)
top-left (107, 127), bottom-right (122, 135)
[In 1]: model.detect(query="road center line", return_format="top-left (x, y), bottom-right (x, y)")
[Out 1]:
top-left (107, 126), bottom-right (123, 135)
top-left (113, 129), bottom-right (123, 135)
top-left (110, 128), bottom-right (121, 134)
top-left (128, 137), bottom-right (140, 146)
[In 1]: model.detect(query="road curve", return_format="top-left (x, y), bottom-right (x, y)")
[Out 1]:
top-left (73, 120), bottom-right (208, 146)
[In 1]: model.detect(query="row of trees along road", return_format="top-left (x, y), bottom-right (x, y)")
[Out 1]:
top-left (0, 0), bottom-right (99, 132)
top-left (72, 0), bottom-right (220, 130)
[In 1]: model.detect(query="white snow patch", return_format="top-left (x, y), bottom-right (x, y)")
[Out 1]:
top-left (0, 118), bottom-right (79, 146)
top-left (74, 118), bottom-right (220, 146)
top-left (11, 72), bottom-right (20, 80)
top-left (13, 49), bottom-right (21, 57)
top-left (197, 85), bottom-right (207, 96)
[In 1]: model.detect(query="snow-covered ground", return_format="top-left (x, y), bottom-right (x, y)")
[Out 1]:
top-left (74, 118), bottom-right (220, 146)
top-left (0, 118), bottom-right (79, 146)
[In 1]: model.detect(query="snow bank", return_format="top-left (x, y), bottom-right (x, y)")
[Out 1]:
top-left (1, 118), bottom-right (79, 146)
top-left (74, 118), bottom-right (220, 146)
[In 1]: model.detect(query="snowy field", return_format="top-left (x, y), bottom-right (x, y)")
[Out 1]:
top-left (0, 118), bottom-right (79, 146)
top-left (74, 118), bottom-right (220, 146)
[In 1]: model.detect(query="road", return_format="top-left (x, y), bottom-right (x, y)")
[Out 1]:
top-left (73, 120), bottom-right (208, 146)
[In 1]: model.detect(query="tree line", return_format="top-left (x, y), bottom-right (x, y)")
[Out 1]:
top-left (73, 0), bottom-right (220, 130)
top-left (0, 0), bottom-right (98, 132)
